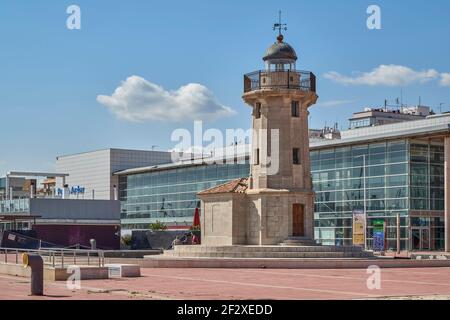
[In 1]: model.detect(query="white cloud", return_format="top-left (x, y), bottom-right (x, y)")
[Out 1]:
top-left (316, 99), bottom-right (357, 107)
top-left (324, 65), bottom-right (439, 86)
top-left (440, 73), bottom-right (450, 87)
top-left (97, 76), bottom-right (236, 122)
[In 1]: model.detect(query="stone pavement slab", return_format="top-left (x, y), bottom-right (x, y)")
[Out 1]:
top-left (0, 267), bottom-right (450, 300)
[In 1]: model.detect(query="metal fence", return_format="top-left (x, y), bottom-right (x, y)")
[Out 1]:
top-left (244, 70), bottom-right (316, 93)
top-left (0, 247), bottom-right (105, 268)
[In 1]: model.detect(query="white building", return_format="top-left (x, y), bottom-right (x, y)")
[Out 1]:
top-left (55, 149), bottom-right (177, 200)
top-left (349, 105), bottom-right (433, 130)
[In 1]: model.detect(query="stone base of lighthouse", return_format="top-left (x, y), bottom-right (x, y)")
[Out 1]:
top-left (143, 178), bottom-right (374, 265)
top-left (195, 180), bottom-right (316, 247)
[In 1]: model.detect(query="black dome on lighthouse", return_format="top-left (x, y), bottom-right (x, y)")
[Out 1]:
top-left (263, 36), bottom-right (298, 62)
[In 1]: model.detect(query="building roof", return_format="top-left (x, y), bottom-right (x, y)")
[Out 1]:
top-left (56, 148), bottom-right (171, 159)
top-left (114, 152), bottom-right (250, 176)
top-left (349, 110), bottom-right (427, 121)
top-left (311, 114), bottom-right (450, 150)
top-left (6, 171), bottom-right (69, 178)
top-left (198, 178), bottom-right (249, 195)
top-left (263, 40), bottom-right (298, 62)
top-left (111, 115), bottom-right (450, 176)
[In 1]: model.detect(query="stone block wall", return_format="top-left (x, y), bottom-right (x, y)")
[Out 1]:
top-left (199, 190), bottom-right (315, 246)
top-left (231, 194), bottom-right (248, 245)
top-left (247, 197), bottom-right (262, 245)
top-left (200, 195), bottom-right (233, 246)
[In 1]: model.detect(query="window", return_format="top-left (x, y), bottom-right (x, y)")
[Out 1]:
top-left (293, 148), bottom-right (301, 165)
top-left (291, 101), bottom-right (299, 117)
top-left (255, 149), bottom-right (260, 165)
top-left (255, 103), bottom-right (261, 119)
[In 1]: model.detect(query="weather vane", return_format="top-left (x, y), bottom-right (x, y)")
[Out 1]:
top-left (273, 10), bottom-right (287, 37)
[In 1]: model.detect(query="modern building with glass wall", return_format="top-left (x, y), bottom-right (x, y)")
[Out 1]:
top-left (311, 114), bottom-right (449, 252)
top-left (49, 112), bottom-right (440, 252)
top-left (116, 158), bottom-right (250, 230)
top-left (116, 114), bottom-right (450, 252)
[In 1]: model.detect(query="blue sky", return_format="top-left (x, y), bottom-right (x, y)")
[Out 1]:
top-left (1, 0), bottom-right (449, 175)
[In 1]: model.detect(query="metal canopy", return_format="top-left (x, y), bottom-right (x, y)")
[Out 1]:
top-left (6, 171), bottom-right (69, 178)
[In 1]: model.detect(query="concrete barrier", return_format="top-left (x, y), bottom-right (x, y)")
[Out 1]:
top-left (105, 264), bottom-right (141, 278)
top-left (103, 250), bottom-right (162, 259)
top-left (55, 266), bottom-right (110, 281)
top-left (411, 253), bottom-right (450, 260)
top-left (0, 262), bottom-right (109, 281)
top-left (141, 256), bottom-right (450, 269)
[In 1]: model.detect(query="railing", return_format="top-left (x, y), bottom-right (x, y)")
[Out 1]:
top-left (0, 247), bottom-right (105, 268)
top-left (244, 70), bottom-right (316, 93)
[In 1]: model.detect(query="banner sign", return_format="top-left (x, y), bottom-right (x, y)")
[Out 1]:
top-left (57, 186), bottom-right (86, 196)
top-left (352, 209), bottom-right (366, 246)
top-left (372, 219), bottom-right (386, 252)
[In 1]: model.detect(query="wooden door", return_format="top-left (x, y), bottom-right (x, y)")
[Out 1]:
top-left (293, 204), bottom-right (305, 237)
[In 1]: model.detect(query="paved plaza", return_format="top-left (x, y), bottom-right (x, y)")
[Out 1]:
top-left (1, 267), bottom-right (450, 300)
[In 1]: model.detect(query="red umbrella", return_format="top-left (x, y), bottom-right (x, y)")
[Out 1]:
top-left (192, 207), bottom-right (201, 228)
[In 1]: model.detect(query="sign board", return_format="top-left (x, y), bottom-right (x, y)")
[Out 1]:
top-left (352, 210), bottom-right (366, 246)
top-left (353, 234), bottom-right (365, 245)
top-left (57, 186), bottom-right (86, 196)
top-left (70, 186), bottom-right (85, 195)
top-left (372, 219), bottom-right (386, 252)
top-left (107, 266), bottom-right (122, 278)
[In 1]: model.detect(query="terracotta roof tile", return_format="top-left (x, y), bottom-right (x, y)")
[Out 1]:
top-left (198, 178), bottom-right (249, 195)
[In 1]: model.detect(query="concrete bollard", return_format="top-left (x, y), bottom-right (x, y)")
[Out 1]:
top-left (90, 239), bottom-right (97, 251)
top-left (22, 253), bottom-right (44, 296)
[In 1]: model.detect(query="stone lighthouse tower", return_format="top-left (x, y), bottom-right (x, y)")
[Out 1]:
top-left (241, 29), bottom-right (318, 243)
top-left (197, 20), bottom-right (318, 246)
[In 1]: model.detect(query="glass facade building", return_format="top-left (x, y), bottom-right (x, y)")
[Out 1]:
top-left (0, 199), bottom-right (32, 231)
top-left (117, 116), bottom-right (450, 252)
top-left (312, 138), bottom-right (445, 251)
top-left (119, 161), bottom-right (250, 229)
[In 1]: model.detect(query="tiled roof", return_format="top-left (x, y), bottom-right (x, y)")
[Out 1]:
top-left (198, 178), bottom-right (249, 195)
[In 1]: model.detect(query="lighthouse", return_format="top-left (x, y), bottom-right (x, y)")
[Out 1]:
top-left (241, 20), bottom-right (318, 242)
top-left (197, 16), bottom-right (319, 246)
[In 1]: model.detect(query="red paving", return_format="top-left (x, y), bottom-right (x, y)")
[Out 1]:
top-left (1, 267), bottom-right (450, 300)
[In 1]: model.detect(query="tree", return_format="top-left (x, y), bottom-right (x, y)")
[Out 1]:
top-left (121, 234), bottom-right (132, 246)
top-left (149, 220), bottom-right (167, 231)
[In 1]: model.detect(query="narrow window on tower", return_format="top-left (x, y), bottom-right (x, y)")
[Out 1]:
top-left (255, 148), bottom-right (260, 165)
top-left (291, 101), bottom-right (299, 117)
top-left (255, 103), bottom-right (261, 119)
top-left (293, 148), bottom-right (301, 165)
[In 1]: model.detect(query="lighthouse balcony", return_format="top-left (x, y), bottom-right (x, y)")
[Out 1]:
top-left (244, 70), bottom-right (316, 93)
